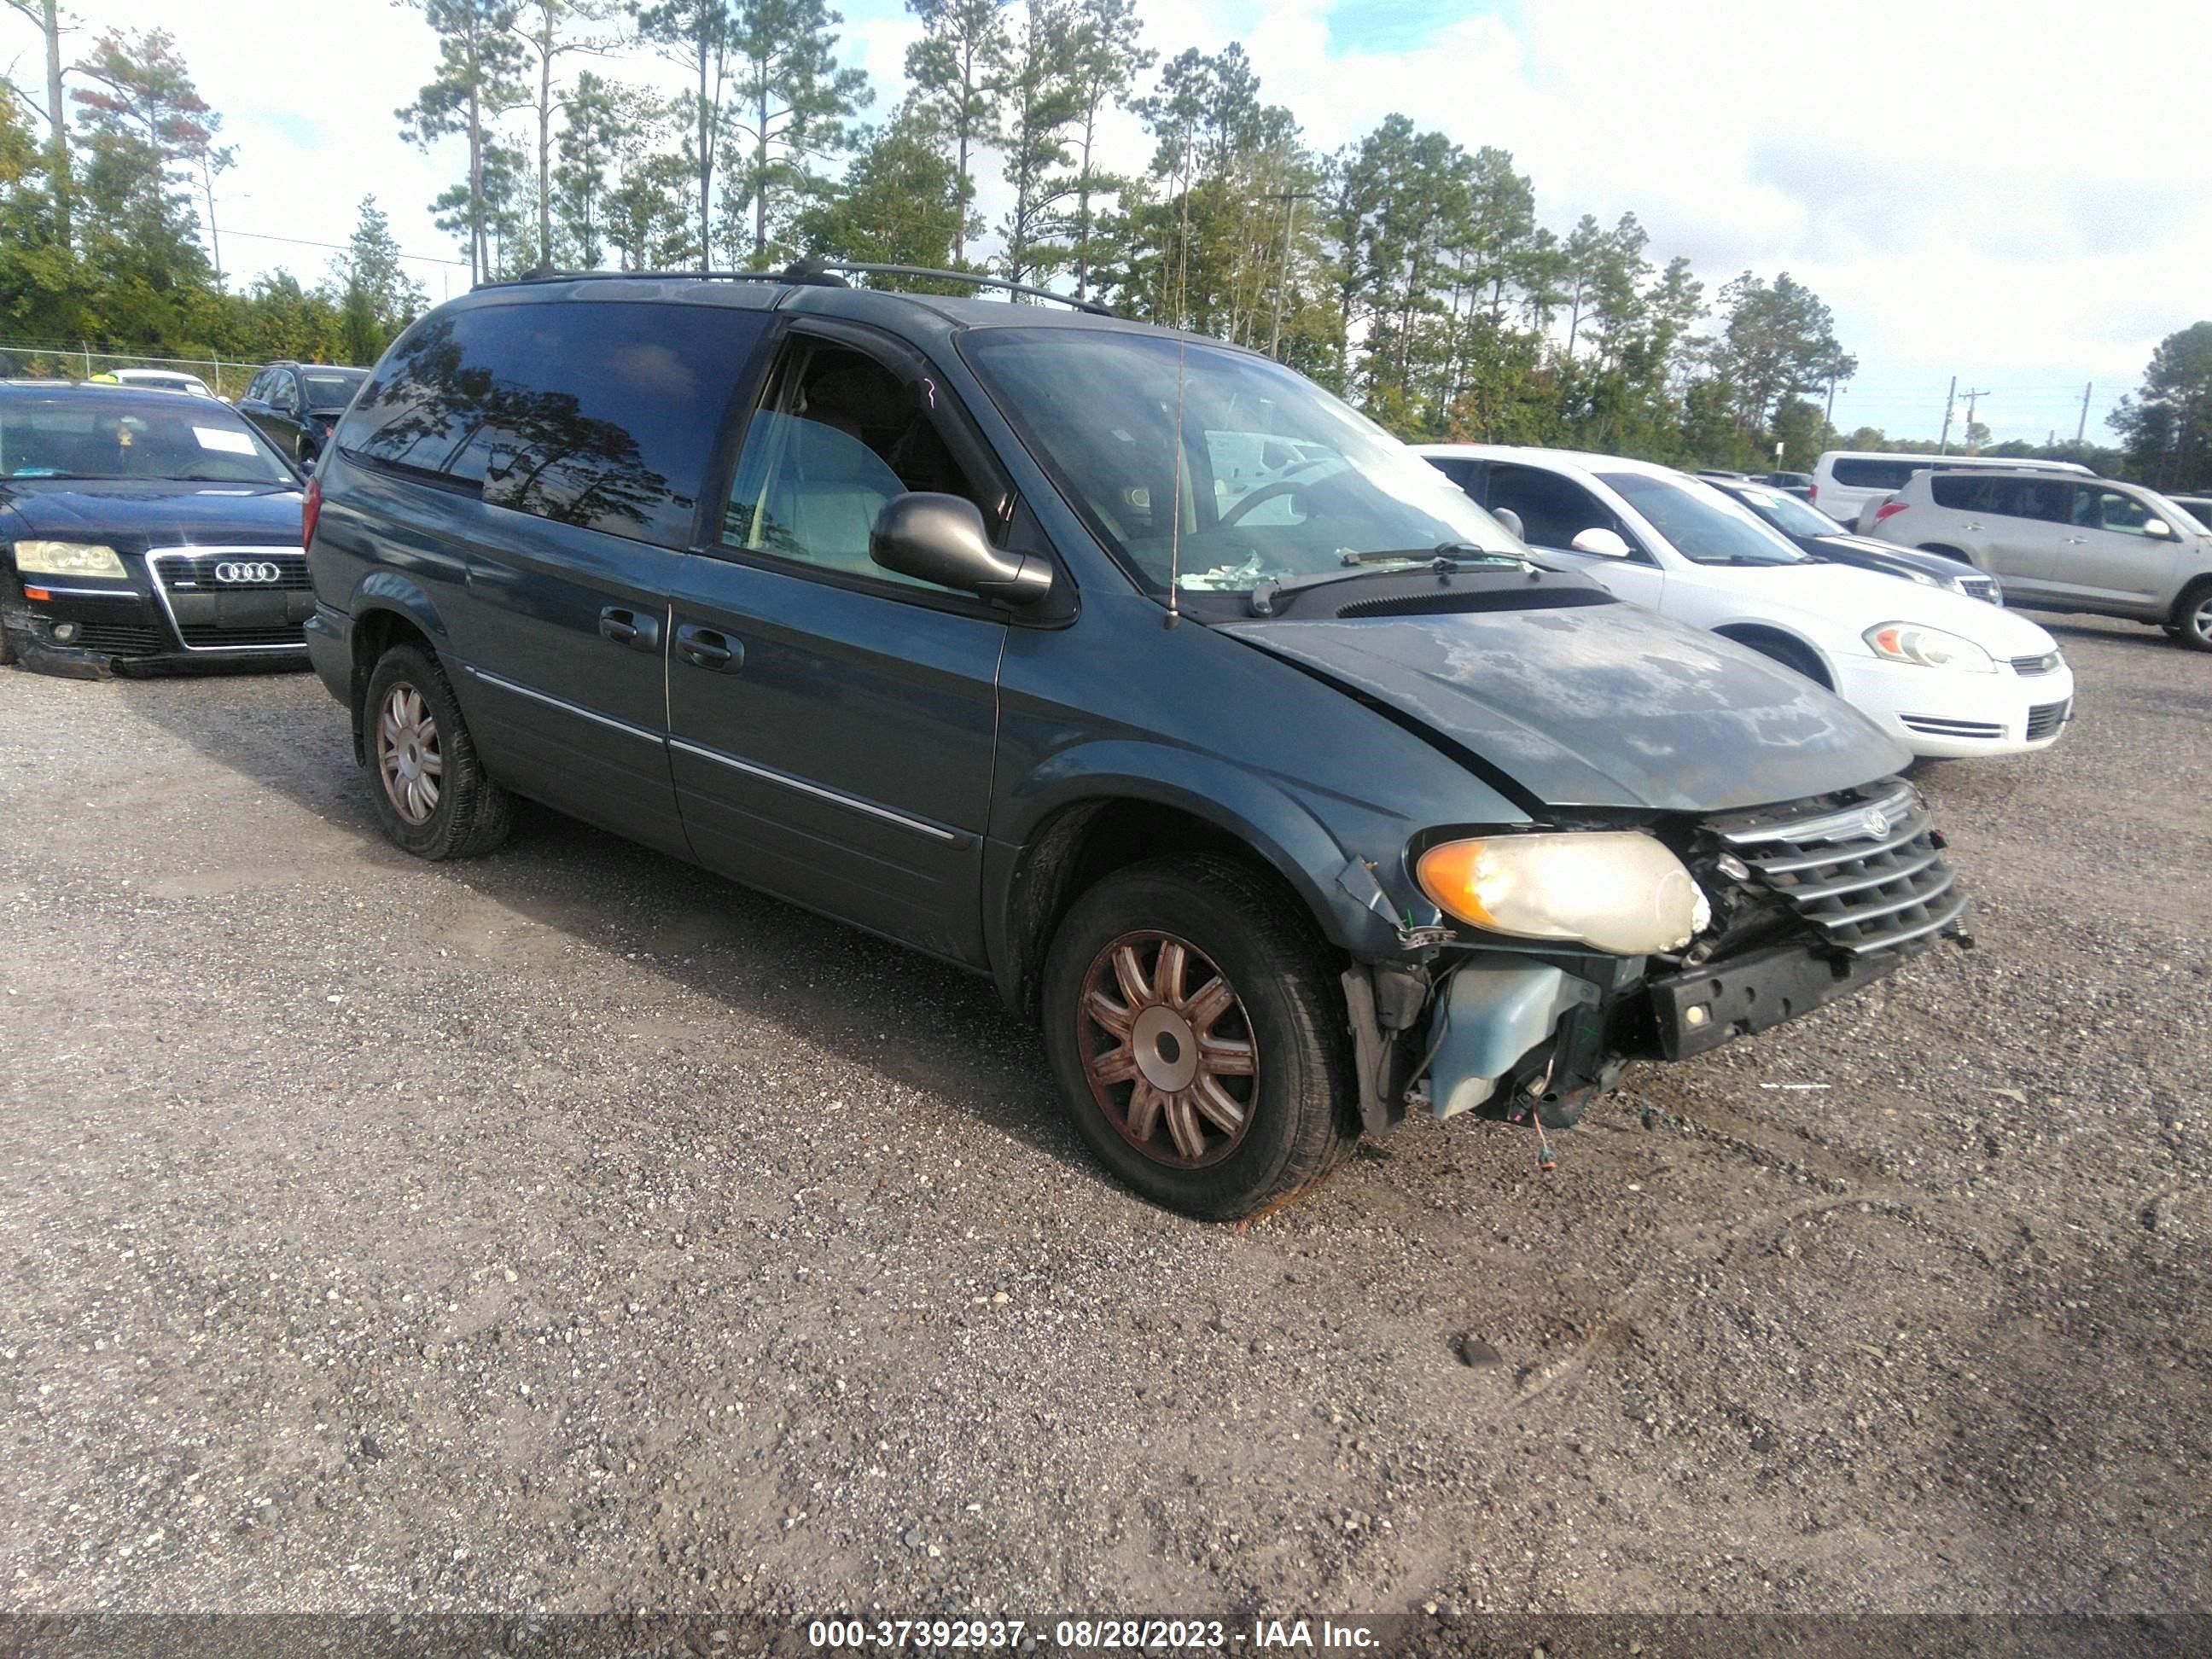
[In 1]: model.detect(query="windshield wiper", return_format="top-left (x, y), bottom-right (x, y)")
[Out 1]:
top-left (1247, 542), bottom-right (1535, 616)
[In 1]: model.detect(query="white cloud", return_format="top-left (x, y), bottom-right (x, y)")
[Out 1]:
top-left (10, 0), bottom-right (2203, 442)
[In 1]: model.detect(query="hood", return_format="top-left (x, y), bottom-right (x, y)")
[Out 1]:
top-left (1222, 605), bottom-right (1911, 814)
top-left (1811, 533), bottom-right (1971, 578)
top-left (1714, 561), bottom-right (2052, 651)
top-left (0, 480), bottom-right (303, 550)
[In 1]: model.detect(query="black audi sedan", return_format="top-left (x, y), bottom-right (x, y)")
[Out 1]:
top-left (0, 381), bottom-right (308, 675)
top-left (1703, 474), bottom-right (2004, 605)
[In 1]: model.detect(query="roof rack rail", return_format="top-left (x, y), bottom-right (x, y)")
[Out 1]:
top-left (474, 258), bottom-right (1117, 317)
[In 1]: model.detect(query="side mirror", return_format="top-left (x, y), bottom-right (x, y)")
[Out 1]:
top-left (1570, 526), bottom-right (1633, 558)
top-left (871, 492), bottom-right (1052, 604)
top-left (1491, 507), bottom-right (1526, 542)
top-left (2144, 518), bottom-right (2174, 539)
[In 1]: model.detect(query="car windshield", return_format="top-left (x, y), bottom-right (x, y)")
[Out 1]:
top-left (1599, 471), bottom-right (1809, 565)
top-left (1728, 483), bottom-right (1839, 539)
top-left (301, 370), bottom-right (366, 412)
top-left (0, 394), bottom-right (296, 483)
top-left (960, 327), bottom-right (1528, 596)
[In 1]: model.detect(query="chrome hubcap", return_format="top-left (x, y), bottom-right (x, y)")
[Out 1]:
top-left (376, 683), bottom-right (443, 824)
top-left (1078, 932), bottom-right (1257, 1167)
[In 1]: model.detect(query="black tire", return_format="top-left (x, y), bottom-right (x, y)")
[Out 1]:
top-left (1039, 855), bottom-right (1359, 1221)
top-left (361, 643), bottom-right (512, 859)
top-left (1731, 631), bottom-right (1828, 688)
top-left (2169, 580), bottom-right (2212, 653)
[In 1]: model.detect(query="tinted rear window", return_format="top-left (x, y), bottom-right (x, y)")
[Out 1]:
top-left (1830, 457), bottom-right (1925, 490)
top-left (1930, 474), bottom-right (2069, 521)
top-left (341, 300), bottom-right (771, 548)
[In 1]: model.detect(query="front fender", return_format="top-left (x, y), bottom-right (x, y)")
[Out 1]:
top-left (985, 737), bottom-right (1418, 991)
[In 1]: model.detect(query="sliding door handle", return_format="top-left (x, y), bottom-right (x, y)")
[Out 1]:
top-left (674, 622), bottom-right (742, 672)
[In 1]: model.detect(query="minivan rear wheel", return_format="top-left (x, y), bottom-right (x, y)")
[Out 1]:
top-left (1039, 856), bottom-right (1358, 1220)
top-left (362, 643), bottom-right (513, 859)
top-left (2171, 580), bottom-right (2212, 653)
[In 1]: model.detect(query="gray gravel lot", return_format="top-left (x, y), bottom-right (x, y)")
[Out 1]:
top-left (1, 616), bottom-right (2207, 1622)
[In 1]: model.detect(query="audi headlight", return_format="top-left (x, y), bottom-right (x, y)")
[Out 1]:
top-left (1863, 622), bottom-right (1995, 672)
top-left (1414, 831), bottom-right (1711, 956)
top-left (14, 539), bottom-right (127, 579)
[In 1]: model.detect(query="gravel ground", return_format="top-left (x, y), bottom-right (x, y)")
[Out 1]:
top-left (1, 615), bottom-right (2206, 1625)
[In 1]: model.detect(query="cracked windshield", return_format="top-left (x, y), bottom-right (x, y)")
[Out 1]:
top-left (963, 328), bottom-right (1526, 596)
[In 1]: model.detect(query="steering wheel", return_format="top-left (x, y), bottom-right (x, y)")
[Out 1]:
top-left (1217, 478), bottom-right (1305, 528)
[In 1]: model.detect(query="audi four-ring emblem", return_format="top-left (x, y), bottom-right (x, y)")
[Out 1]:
top-left (213, 561), bottom-right (282, 584)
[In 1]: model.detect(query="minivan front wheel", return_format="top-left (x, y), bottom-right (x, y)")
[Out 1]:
top-left (362, 643), bottom-right (512, 859)
top-left (1040, 856), bottom-right (1358, 1220)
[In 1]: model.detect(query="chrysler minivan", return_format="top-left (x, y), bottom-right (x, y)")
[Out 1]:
top-left (303, 267), bottom-right (1969, 1219)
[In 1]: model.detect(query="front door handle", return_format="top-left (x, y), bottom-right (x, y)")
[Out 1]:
top-left (2064, 536), bottom-right (2087, 544)
top-left (674, 621), bottom-right (742, 672)
top-left (598, 606), bottom-right (661, 651)
top-left (1962, 521), bottom-right (1983, 531)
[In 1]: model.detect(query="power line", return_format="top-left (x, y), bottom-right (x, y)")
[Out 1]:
top-left (223, 227), bottom-right (468, 269)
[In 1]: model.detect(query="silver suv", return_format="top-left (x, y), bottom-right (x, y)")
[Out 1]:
top-left (1868, 469), bottom-right (2212, 651)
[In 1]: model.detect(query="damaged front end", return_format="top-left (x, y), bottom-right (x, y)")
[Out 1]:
top-left (1343, 776), bottom-right (1972, 1139)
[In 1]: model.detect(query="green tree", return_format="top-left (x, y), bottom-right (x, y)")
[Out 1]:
top-left (797, 102), bottom-right (962, 271)
top-left (332, 195), bottom-right (427, 361)
top-left (550, 68), bottom-right (619, 265)
top-left (995, 0), bottom-right (1078, 283)
top-left (396, 0), bottom-right (526, 285)
top-left (1049, 0), bottom-right (1148, 300)
top-left (1710, 270), bottom-right (1854, 436)
top-left (2110, 322), bottom-right (2212, 491)
top-left (635, 0), bottom-right (733, 269)
top-left (904, 0), bottom-right (1009, 264)
top-left (509, 0), bottom-right (613, 271)
top-left (3, 0), bottom-right (74, 248)
top-left (721, 0), bottom-right (870, 265)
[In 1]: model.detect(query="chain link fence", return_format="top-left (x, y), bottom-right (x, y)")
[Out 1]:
top-left (0, 340), bottom-right (282, 401)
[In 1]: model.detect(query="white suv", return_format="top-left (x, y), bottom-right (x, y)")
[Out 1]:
top-left (1419, 445), bottom-right (2076, 757)
top-left (1810, 450), bottom-right (2092, 530)
top-left (1867, 469), bottom-right (2212, 651)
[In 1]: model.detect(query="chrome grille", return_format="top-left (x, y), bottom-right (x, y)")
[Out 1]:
top-left (1713, 782), bottom-right (1966, 956)
top-left (1961, 576), bottom-right (2000, 604)
top-left (154, 550), bottom-right (312, 591)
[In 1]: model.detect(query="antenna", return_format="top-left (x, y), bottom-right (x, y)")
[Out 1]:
top-left (1166, 335), bottom-right (1189, 623)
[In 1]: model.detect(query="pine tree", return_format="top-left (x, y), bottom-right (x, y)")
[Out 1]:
top-left (395, 0), bottom-right (526, 285)
top-left (995, 0), bottom-right (1079, 285)
top-left (635, 0), bottom-right (734, 270)
top-left (904, 0), bottom-right (1009, 265)
top-left (722, 0), bottom-right (870, 265)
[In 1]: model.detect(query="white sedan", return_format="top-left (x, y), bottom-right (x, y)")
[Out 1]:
top-left (1417, 445), bottom-right (2075, 759)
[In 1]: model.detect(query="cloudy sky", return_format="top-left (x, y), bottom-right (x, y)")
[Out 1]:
top-left (13, 0), bottom-right (2204, 445)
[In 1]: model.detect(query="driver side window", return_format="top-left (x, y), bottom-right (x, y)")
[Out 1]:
top-left (1487, 463), bottom-right (1639, 558)
top-left (719, 341), bottom-right (987, 595)
top-left (2073, 486), bottom-right (2153, 537)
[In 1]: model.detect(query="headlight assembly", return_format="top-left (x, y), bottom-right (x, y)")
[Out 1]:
top-left (1864, 622), bottom-right (1995, 672)
top-left (1414, 831), bottom-right (1711, 956)
top-left (13, 539), bottom-right (128, 579)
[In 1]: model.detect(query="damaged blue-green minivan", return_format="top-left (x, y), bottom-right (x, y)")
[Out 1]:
top-left (304, 265), bottom-right (1965, 1219)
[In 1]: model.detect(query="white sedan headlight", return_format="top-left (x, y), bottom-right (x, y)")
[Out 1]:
top-left (1863, 622), bottom-right (1995, 672)
top-left (1415, 831), bottom-right (1711, 956)
top-left (13, 539), bottom-right (128, 579)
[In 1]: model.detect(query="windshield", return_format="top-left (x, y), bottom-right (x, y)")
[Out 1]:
top-left (1599, 471), bottom-right (1808, 566)
top-left (1728, 483), bottom-right (1839, 539)
top-left (0, 395), bottom-right (296, 484)
top-left (961, 328), bottom-right (1528, 596)
top-left (301, 370), bottom-right (367, 412)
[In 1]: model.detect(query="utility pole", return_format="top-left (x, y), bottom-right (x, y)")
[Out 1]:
top-left (1266, 189), bottom-right (1316, 360)
top-left (1938, 375), bottom-right (1957, 454)
top-left (2075, 381), bottom-right (2093, 446)
top-left (1960, 387), bottom-right (1991, 453)
top-left (1824, 373), bottom-right (1838, 437)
